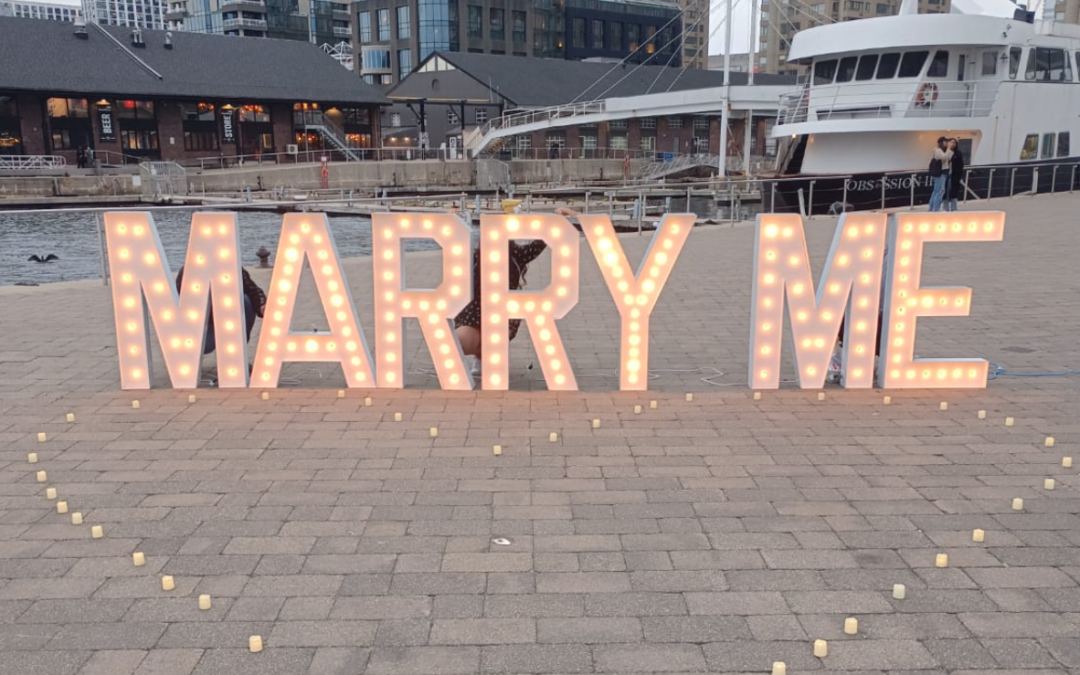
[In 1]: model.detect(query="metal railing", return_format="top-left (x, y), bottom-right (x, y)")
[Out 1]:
top-left (222, 17), bottom-right (267, 29)
top-left (468, 100), bottom-right (608, 153)
top-left (778, 81), bottom-right (999, 125)
top-left (0, 155), bottom-right (66, 170)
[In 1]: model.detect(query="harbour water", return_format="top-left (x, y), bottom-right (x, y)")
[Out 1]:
top-left (0, 209), bottom-right (439, 286)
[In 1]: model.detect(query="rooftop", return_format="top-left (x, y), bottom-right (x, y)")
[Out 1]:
top-left (0, 16), bottom-right (387, 105)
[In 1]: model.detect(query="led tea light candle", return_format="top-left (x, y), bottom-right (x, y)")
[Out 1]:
top-left (844, 617), bottom-right (858, 635)
top-left (71, 512), bottom-right (83, 525)
top-left (394, 412), bottom-right (403, 422)
top-left (939, 402), bottom-right (948, 411)
top-left (133, 552), bottom-right (146, 566)
top-left (1063, 457), bottom-right (1073, 468)
top-left (364, 397), bottom-right (372, 407)
top-left (1045, 437), bottom-right (1055, 447)
top-left (261, 392), bottom-right (269, 401)
top-left (892, 583), bottom-right (906, 599)
top-left (66, 413), bottom-right (76, 423)
top-left (754, 392), bottom-right (762, 401)
top-left (27, 453), bottom-right (37, 464)
top-left (883, 395), bottom-right (891, 405)
top-left (188, 394), bottom-right (196, 403)
top-left (56, 501), bottom-right (68, 514)
top-left (1012, 497), bottom-right (1024, 511)
top-left (634, 405), bottom-right (642, 414)
top-left (592, 419), bottom-right (601, 429)
top-left (91, 525), bottom-right (103, 539)
top-left (45, 487), bottom-right (57, 500)
top-left (549, 432), bottom-right (558, 442)
top-left (972, 529), bottom-right (985, 543)
top-left (1005, 417), bottom-right (1014, 426)
top-left (198, 594), bottom-right (212, 610)
top-left (685, 393), bottom-right (693, 402)
top-left (649, 400), bottom-right (658, 409)
top-left (935, 553), bottom-right (948, 568)
top-left (161, 575), bottom-right (175, 591)
top-left (429, 427), bottom-right (439, 438)
top-left (978, 410), bottom-right (986, 419)
top-left (771, 662), bottom-right (786, 675)
top-left (37, 432), bottom-right (47, 442)
top-left (132, 400), bottom-right (140, 409)
top-left (337, 390), bottom-right (345, 399)
top-left (249, 636), bottom-right (263, 653)
top-left (817, 392), bottom-right (826, 401)
top-left (493, 445), bottom-right (502, 456)
top-left (814, 639), bottom-right (828, 658)
top-left (36, 470), bottom-right (47, 483)
top-left (1045, 478), bottom-right (1056, 490)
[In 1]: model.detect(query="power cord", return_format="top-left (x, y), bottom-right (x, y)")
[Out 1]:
top-left (988, 362), bottom-right (1080, 381)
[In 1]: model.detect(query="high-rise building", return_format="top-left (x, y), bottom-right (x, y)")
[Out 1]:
top-left (678, 0), bottom-right (708, 69)
top-left (166, 0), bottom-right (351, 46)
top-left (351, 0), bottom-right (683, 86)
top-left (758, 0), bottom-right (950, 75)
top-left (1046, 0), bottom-right (1080, 23)
top-left (0, 0), bottom-right (82, 21)
top-left (82, 0), bottom-right (167, 28)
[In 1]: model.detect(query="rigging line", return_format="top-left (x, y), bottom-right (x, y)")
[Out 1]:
top-left (645, 0), bottom-right (717, 94)
top-left (665, 0), bottom-right (747, 93)
top-left (568, 0), bottom-right (711, 104)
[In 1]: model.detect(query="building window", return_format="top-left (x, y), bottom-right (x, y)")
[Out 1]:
top-left (591, 19), bottom-right (603, 50)
top-left (47, 98), bottom-right (89, 118)
top-left (1058, 132), bottom-right (1070, 157)
top-left (390, 112), bottom-right (402, 126)
top-left (836, 56), bottom-right (857, 82)
top-left (467, 5), bottom-right (482, 38)
top-left (609, 119), bottom-right (627, 130)
top-left (927, 50), bottom-right (949, 78)
top-left (398, 48), bottom-right (413, 76)
top-left (640, 118), bottom-right (656, 129)
top-left (814, 59), bottom-right (837, 83)
top-left (572, 17), bottom-right (586, 48)
top-left (183, 130), bottom-right (218, 151)
top-left (693, 117), bottom-right (709, 132)
top-left (512, 10), bottom-right (526, 42)
top-left (545, 133), bottom-right (565, 149)
top-left (581, 135), bottom-right (597, 150)
top-left (640, 135), bottom-right (655, 151)
top-left (362, 47), bottom-right (392, 71)
top-left (855, 54), bottom-right (878, 80)
top-left (448, 108), bottom-right (459, 125)
top-left (377, 8), bottom-right (391, 41)
top-left (181, 102), bottom-right (216, 122)
top-left (358, 11), bottom-right (371, 41)
top-left (1041, 133), bottom-right (1056, 159)
top-left (121, 129), bottom-right (159, 151)
top-left (117, 100), bottom-right (155, 120)
top-left (611, 134), bottom-right (627, 150)
top-left (1019, 133), bottom-right (1038, 160)
top-left (490, 7), bottom-right (504, 40)
top-left (397, 5), bottom-right (410, 39)
top-left (875, 52), bottom-right (900, 79)
top-left (667, 117), bottom-right (683, 129)
top-left (239, 105), bottom-right (269, 123)
top-left (516, 134), bottom-right (531, 150)
top-left (897, 50), bottom-right (929, 78)
top-left (475, 108), bottom-right (488, 124)
top-left (1009, 47), bottom-right (1022, 79)
top-left (981, 51), bottom-right (997, 76)
top-left (627, 23), bottom-right (640, 51)
top-left (606, 20), bottom-right (621, 51)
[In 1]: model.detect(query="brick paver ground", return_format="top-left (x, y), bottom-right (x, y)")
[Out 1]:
top-left (0, 194), bottom-right (1078, 674)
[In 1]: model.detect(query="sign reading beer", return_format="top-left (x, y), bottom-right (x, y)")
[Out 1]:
top-left (104, 211), bottom-right (1005, 392)
top-left (98, 104), bottom-right (115, 143)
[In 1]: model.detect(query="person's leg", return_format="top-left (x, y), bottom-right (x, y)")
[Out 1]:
top-left (243, 296), bottom-right (256, 344)
top-left (456, 326), bottom-right (481, 358)
top-left (929, 174), bottom-right (945, 211)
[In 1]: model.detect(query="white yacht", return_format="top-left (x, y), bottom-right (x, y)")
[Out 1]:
top-left (768, 0), bottom-right (1080, 212)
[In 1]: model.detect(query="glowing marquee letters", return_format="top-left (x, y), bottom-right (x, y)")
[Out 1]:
top-left (105, 212), bottom-right (249, 390)
top-left (371, 213), bottom-right (474, 391)
top-left (480, 215), bottom-right (579, 391)
top-left (749, 213), bottom-right (887, 389)
top-left (580, 214), bottom-right (694, 391)
top-left (876, 212), bottom-right (1005, 388)
top-left (251, 213), bottom-right (374, 388)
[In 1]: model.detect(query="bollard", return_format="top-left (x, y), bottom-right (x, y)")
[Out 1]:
top-left (256, 246), bottom-right (271, 268)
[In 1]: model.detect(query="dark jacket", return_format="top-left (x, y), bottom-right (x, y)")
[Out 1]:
top-left (175, 266), bottom-right (266, 318)
top-left (948, 150), bottom-right (965, 200)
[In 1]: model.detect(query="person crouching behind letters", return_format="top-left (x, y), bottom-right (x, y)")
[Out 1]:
top-left (453, 213), bottom-right (551, 378)
top-left (175, 266), bottom-right (266, 382)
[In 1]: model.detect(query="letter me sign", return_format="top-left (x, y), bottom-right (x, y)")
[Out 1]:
top-left (104, 210), bottom-right (1004, 392)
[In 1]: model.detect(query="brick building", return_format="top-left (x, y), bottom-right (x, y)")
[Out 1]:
top-left (0, 16), bottom-right (385, 165)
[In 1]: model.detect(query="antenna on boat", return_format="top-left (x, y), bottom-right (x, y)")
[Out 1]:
top-left (898, 0), bottom-right (919, 14)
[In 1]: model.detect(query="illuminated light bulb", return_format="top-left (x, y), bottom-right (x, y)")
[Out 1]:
top-left (1063, 457), bottom-right (1072, 468)
top-left (939, 402), bottom-right (948, 411)
top-left (814, 640), bottom-right (828, 659)
top-left (91, 525), bottom-right (104, 539)
top-left (1005, 417), bottom-right (1014, 427)
top-left (249, 637), bottom-right (263, 654)
top-left (162, 576), bottom-right (175, 590)
top-left (844, 618), bottom-right (858, 635)
top-left (771, 663), bottom-right (786, 675)
top-left (1044, 478), bottom-right (1055, 490)
top-left (892, 584), bottom-right (906, 599)
top-left (1012, 497), bottom-right (1023, 510)
top-left (71, 512), bottom-right (83, 525)
top-left (1045, 437), bottom-right (1055, 448)
top-left (131, 400), bottom-right (141, 409)
top-left (972, 529), bottom-right (985, 543)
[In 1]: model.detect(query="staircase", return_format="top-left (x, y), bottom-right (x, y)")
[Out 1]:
top-left (294, 111), bottom-right (362, 161)
top-left (639, 153), bottom-right (721, 181)
top-left (466, 100), bottom-right (607, 157)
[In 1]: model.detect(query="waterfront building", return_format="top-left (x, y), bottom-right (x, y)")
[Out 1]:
top-left (165, 0), bottom-right (352, 46)
top-left (351, 0), bottom-right (684, 86)
top-left (1046, 0), bottom-right (1080, 23)
top-left (386, 50), bottom-right (794, 161)
top-left (0, 0), bottom-right (82, 21)
top-left (82, 0), bottom-right (168, 29)
top-left (758, 0), bottom-right (951, 74)
top-left (0, 16), bottom-right (385, 163)
top-left (677, 0), bottom-right (709, 69)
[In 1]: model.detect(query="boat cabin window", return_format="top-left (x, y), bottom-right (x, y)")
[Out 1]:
top-left (836, 56), bottom-right (857, 82)
top-left (898, 51), bottom-right (929, 78)
top-left (1058, 132), bottom-right (1070, 158)
top-left (1020, 134), bottom-right (1038, 160)
top-left (814, 59), bottom-right (837, 84)
top-left (1041, 133), bottom-right (1056, 159)
top-left (876, 52), bottom-right (900, 78)
top-left (1025, 47), bottom-right (1072, 82)
top-left (927, 50), bottom-right (949, 78)
top-left (1009, 47), bottom-right (1022, 79)
top-left (981, 51), bottom-right (997, 76)
top-left (855, 54), bottom-right (878, 80)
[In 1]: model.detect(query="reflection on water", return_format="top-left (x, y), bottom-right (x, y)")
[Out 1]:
top-left (0, 209), bottom-right (440, 286)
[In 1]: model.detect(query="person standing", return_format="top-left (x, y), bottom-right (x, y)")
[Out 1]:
top-left (76, 145), bottom-right (87, 169)
top-left (928, 136), bottom-right (952, 212)
top-left (945, 138), bottom-right (965, 212)
top-left (175, 266), bottom-right (266, 383)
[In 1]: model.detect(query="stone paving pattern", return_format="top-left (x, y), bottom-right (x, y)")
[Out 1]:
top-left (0, 195), bottom-right (1078, 674)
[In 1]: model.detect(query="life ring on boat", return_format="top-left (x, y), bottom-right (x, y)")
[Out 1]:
top-left (915, 83), bottom-right (939, 108)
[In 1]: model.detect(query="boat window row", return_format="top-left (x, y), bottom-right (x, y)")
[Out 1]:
top-left (1019, 131), bottom-right (1070, 160)
top-left (813, 50), bottom-right (947, 84)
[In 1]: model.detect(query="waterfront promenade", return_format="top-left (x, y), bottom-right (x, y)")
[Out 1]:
top-left (0, 194), bottom-right (1077, 674)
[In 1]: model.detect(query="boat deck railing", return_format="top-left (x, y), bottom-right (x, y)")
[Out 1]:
top-left (778, 81), bottom-right (998, 125)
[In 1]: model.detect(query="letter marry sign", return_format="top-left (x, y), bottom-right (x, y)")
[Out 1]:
top-left (104, 210), bottom-right (1004, 391)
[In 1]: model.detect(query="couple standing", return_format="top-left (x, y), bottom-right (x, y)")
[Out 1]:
top-left (928, 136), bottom-right (965, 212)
